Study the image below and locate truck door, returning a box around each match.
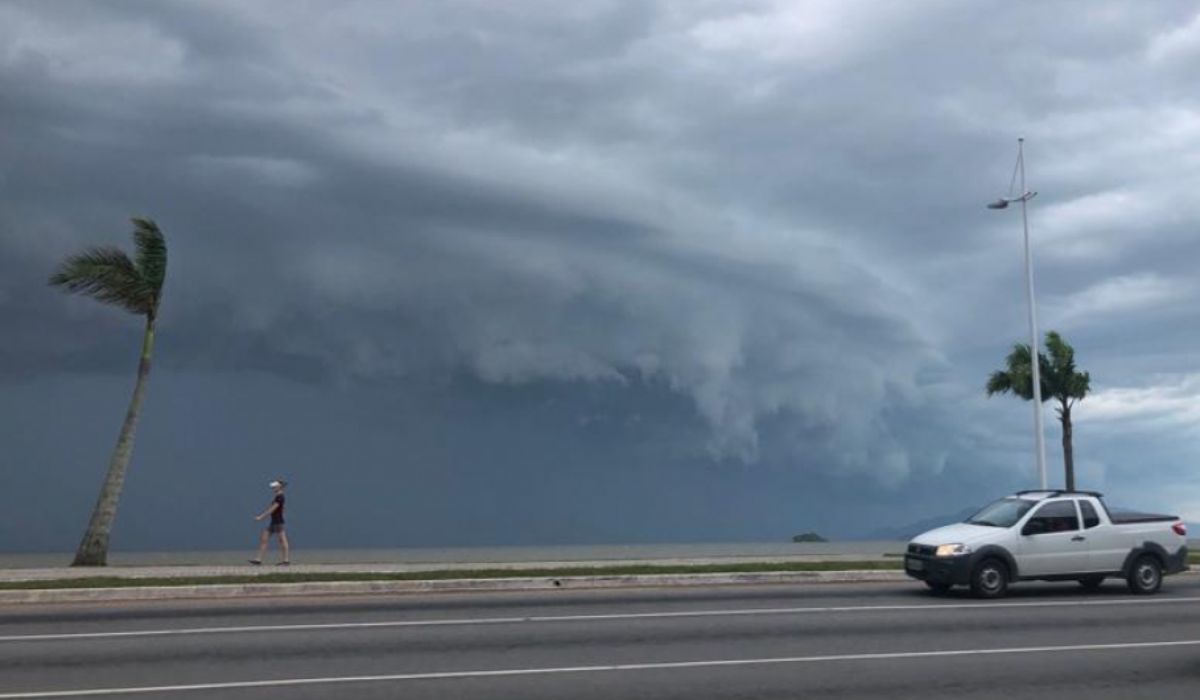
[1015,499,1089,576]
[1080,499,1125,572]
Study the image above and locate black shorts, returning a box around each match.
[267,522,285,534]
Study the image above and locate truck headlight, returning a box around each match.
[935,543,971,557]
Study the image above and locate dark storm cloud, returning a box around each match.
[3,0,1200,550]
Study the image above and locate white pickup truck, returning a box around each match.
[904,490,1189,598]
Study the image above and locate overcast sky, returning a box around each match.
[2,0,1199,552]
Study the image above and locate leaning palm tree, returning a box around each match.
[50,218,167,566]
[986,331,1091,491]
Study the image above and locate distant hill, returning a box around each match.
[791,532,828,543]
[866,506,979,541]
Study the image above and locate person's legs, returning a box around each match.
[251,529,269,563]
[278,530,290,564]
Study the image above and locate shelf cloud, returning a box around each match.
[3,1,1200,548]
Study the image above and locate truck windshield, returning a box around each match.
[966,498,1035,528]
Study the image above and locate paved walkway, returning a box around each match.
[0,553,896,583]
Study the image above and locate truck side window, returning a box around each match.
[1025,500,1079,534]
[1079,500,1100,529]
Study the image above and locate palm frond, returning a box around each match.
[1069,370,1091,400]
[131,218,167,297]
[1006,342,1033,366]
[1044,331,1073,368]
[1042,330,1089,402]
[986,370,1014,396]
[49,247,152,315]
[986,343,1040,400]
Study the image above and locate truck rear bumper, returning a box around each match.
[1166,545,1189,575]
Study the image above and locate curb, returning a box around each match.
[0,570,907,605]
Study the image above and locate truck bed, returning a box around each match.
[1107,509,1177,524]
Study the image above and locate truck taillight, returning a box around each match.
[1172,522,1187,537]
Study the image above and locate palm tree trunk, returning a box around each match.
[72,316,156,566]
[1060,403,1075,492]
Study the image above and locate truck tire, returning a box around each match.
[970,559,1008,599]
[1077,575,1106,591]
[924,581,951,594]
[1126,555,1162,595]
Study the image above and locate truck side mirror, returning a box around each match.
[1022,519,1046,536]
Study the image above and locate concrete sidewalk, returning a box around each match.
[0,553,897,583]
[0,553,909,605]
[2,558,1194,605]
[0,570,909,605]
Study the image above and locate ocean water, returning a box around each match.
[0,541,907,569]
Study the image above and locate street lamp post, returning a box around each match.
[987,137,1049,490]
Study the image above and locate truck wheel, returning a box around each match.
[1126,555,1162,595]
[1077,575,1105,591]
[924,581,951,594]
[970,559,1008,599]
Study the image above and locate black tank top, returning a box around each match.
[271,494,285,524]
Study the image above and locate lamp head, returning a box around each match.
[986,199,1010,210]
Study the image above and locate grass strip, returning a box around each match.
[0,561,905,590]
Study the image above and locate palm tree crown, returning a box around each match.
[986,330,1091,490]
[986,331,1090,409]
[50,218,166,318]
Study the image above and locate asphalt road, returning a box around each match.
[3,576,1200,699]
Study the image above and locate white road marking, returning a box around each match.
[3,638,1200,698]
[2,595,1199,643]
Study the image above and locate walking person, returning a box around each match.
[250,479,290,565]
